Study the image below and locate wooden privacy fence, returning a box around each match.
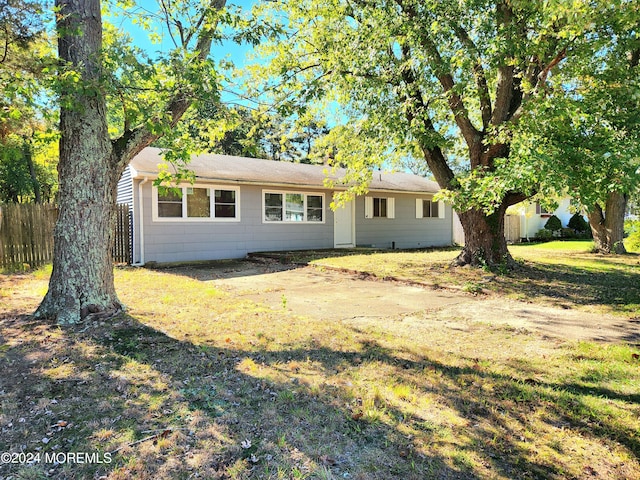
[113,204,132,264]
[0,203,132,270]
[0,203,56,270]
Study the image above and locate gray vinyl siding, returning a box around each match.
[116,166,133,207]
[137,181,334,263]
[125,179,454,264]
[355,193,453,249]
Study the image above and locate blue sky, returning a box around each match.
[109,0,257,68]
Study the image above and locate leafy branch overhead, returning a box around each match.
[249,0,628,265]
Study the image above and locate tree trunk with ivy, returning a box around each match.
[587,191,628,254]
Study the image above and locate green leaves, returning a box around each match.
[247,0,624,211]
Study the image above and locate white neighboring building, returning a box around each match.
[507,198,576,241]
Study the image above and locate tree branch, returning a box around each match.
[450,22,492,130]
[398,45,455,188]
[112,0,226,171]
[536,47,566,91]
[490,1,515,125]
[511,45,567,123]
[394,0,481,159]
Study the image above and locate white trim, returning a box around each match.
[261,189,326,224]
[151,184,241,222]
[387,197,395,219]
[132,177,148,266]
[438,200,445,219]
[415,198,423,219]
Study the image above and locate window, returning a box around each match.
[307,195,323,222]
[264,192,283,221]
[153,185,240,221]
[263,191,325,223]
[535,202,552,216]
[157,188,183,218]
[365,197,395,219]
[187,187,210,218]
[416,198,445,219]
[215,189,236,218]
[286,193,304,221]
[374,198,387,218]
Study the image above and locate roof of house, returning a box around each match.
[129,147,440,194]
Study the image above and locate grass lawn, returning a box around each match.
[1,243,639,479]
[309,240,640,316]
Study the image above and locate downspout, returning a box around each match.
[131,177,148,266]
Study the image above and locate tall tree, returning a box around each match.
[251,0,628,266]
[34,0,228,324]
[0,0,56,204]
[511,5,640,254]
[165,100,330,162]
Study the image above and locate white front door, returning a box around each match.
[334,199,355,248]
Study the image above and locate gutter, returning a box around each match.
[131,177,148,266]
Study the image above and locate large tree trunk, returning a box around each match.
[34,0,224,324]
[587,191,628,254]
[454,204,513,268]
[34,0,122,324]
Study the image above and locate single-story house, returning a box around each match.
[116,147,454,265]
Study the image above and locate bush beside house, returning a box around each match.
[534,213,592,241]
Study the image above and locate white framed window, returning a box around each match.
[262,190,325,223]
[152,185,240,222]
[535,202,552,217]
[416,198,445,219]
[365,197,395,219]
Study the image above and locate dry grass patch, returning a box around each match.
[1,259,639,479]
[308,241,640,315]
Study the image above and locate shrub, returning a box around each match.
[627,230,640,252]
[625,219,640,236]
[544,215,562,232]
[560,227,575,238]
[568,213,590,233]
[534,228,553,241]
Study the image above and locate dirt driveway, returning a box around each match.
[175,260,640,344]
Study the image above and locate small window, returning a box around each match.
[365,197,395,219]
[265,193,283,221]
[416,198,445,219]
[307,195,323,222]
[215,189,236,218]
[158,188,183,218]
[424,200,438,218]
[536,202,552,216]
[374,198,387,218]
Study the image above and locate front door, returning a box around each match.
[334,199,355,248]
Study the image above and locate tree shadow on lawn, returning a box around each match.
[501,259,640,313]
[0,311,467,479]
[2,310,639,479]
[144,258,300,282]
